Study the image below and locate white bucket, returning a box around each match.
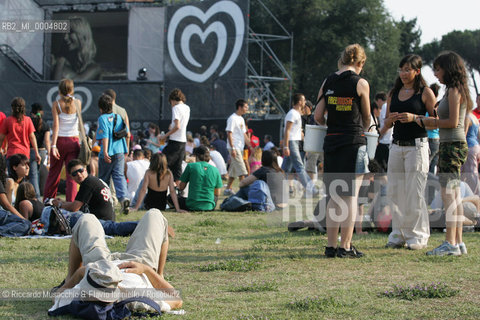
[364,131,379,160]
[304,124,327,153]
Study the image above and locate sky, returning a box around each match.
[383,0,479,98]
[383,0,478,45]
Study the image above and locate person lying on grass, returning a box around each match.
[50,209,182,313]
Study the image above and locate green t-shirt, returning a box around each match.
[180,161,223,211]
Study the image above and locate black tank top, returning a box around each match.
[323,70,366,152]
[391,88,427,141]
[144,187,167,210]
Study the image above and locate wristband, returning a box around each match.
[52,145,56,148]
[419,118,425,128]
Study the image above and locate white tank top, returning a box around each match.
[57,98,79,137]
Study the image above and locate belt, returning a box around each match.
[392,137,427,146]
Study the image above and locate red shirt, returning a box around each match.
[0,112,6,150]
[0,116,35,158]
[473,108,480,121]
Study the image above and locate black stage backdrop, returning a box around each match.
[163,0,248,120]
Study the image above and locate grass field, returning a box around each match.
[1,198,480,319]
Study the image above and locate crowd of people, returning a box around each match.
[0,43,478,314]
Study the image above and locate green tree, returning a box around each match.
[421,30,480,94]
[395,17,421,56]
[249,0,406,107]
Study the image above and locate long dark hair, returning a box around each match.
[31,103,44,132]
[434,51,473,113]
[11,97,25,123]
[149,153,169,186]
[14,182,36,211]
[8,154,29,182]
[390,54,427,98]
[0,155,6,187]
[261,150,283,173]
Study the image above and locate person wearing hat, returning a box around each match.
[49,208,182,312]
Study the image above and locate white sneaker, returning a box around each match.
[458,242,467,255]
[426,241,461,256]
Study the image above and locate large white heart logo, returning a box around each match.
[47,86,92,113]
[167,0,245,83]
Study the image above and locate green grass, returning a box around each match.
[2,199,480,319]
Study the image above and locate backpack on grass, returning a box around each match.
[46,206,72,236]
[48,296,162,320]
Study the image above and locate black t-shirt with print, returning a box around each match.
[76,175,114,220]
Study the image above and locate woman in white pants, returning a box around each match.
[383,54,436,250]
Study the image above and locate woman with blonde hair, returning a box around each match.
[417,51,473,255]
[43,79,81,202]
[52,16,101,80]
[314,44,371,258]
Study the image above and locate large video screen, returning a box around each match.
[50,11,128,81]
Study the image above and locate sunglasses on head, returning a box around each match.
[71,167,85,177]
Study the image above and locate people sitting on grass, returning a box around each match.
[131,153,184,213]
[238,149,286,209]
[49,209,182,315]
[168,145,222,211]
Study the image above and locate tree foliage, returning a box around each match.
[249,0,417,107]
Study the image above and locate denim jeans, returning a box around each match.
[281,140,311,188]
[29,148,47,198]
[131,178,145,209]
[40,208,137,237]
[0,209,31,237]
[99,153,129,201]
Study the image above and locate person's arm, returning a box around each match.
[132,172,150,211]
[53,198,84,212]
[380,95,398,136]
[314,79,327,125]
[464,114,471,136]
[239,174,257,188]
[283,121,292,157]
[178,181,187,191]
[419,88,459,129]
[226,131,236,158]
[0,193,25,219]
[162,119,180,140]
[118,261,183,309]
[148,134,163,147]
[0,133,5,154]
[29,131,41,164]
[168,173,186,213]
[51,101,61,160]
[5,179,14,205]
[102,137,111,163]
[124,113,131,150]
[55,266,86,295]
[357,78,371,130]
[44,129,51,166]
